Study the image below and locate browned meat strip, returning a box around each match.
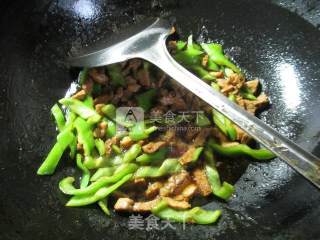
[71,89,86,100]
[137,68,151,87]
[111,87,123,105]
[159,92,175,106]
[193,128,211,146]
[114,197,190,212]
[95,103,104,115]
[245,79,259,94]
[159,171,191,196]
[120,136,134,149]
[179,147,196,165]
[142,141,166,154]
[211,71,224,78]
[105,136,119,156]
[173,183,198,202]
[93,121,107,138]
[235,125,251,144]
[192,166,212,197]
[243,93,269,114]
[94,93,113,105]
[145,181,163,199]
[114,198,134,211]
[162,197,191,210]
[184,128,200,142]
[217,73,245,95]
[132,198,159,212]
[89,68,108,85]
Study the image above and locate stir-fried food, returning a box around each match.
[37,34,275,225]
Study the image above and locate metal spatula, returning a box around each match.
[69,18,320,189]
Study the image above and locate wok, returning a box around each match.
[1,0,320,239]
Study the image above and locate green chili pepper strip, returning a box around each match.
[191,147,204,163]
[79,67,89,85]
[83,96,94,109]
[136,89,157,111]
[211,82,220,91]
[103,118,116,138]
[129,121,158,141]
[136,147,169,165]
[37,130,75,175]
[122,144,141,163]
[107,64,125,87]
[51,104,65,132]
[74,117,95,156]
[204,149,234,200]
[59,98,100,120]
[212,109,237,141]
[59,163,138,196]
[228,94,237,102]
[134,158,182,178]
[240,87,257,100]
[65,111,77,159]
[208,139,276,160]
[66,173,132,207]
[95,138,105,156]
[196,112,211,127]
[76,154,90,189]
[174,37,203,66]
[151,200,222,224]
[191,65,215,81]
[207,59,220,71]
[176,40,186,50]
[111,144,122,155]
[90,166,117,182]
[98,198,110,216]
[101,104,116,120]
[92,82,102,96]
[201,43,240,73]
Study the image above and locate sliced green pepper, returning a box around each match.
[129,121,157,141]
[204,148,234,200]
[212,109,237,141]
[122,144,141,163]
[201,43,240,73]
[59,98,100,120]
[151,200,221,224]
[95,138,105,156]
[136,89,157,111]
[76,154,90,189]
[98,198,110,216]
[196,112,211,127]
[51,104,65,132]
[83,95,94,109]
[90,166,117,182]
[74,117,95,156]
[174,35,203,66]
[66,173,132,207]
[208,139,276,160]
[136,147,169,165]
[134,158,182,178]
[79,67,89,85]
[59,163,138,196]
[107,64,125,87]
[105,118,116,138]
[37,130,75,175]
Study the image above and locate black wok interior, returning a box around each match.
[1,0,320,239]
